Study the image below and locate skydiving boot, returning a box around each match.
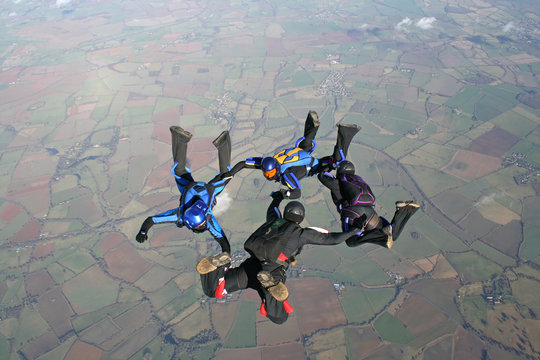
[257,271,289,302]
[196,252,231,275]
[212,130,232,175]
[332,123,361,163]
[298,110,320,152]
[396,200,420,209]
[170,126,193,177]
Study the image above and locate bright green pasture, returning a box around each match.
[223,300,257,348]
[373,311,414,344]
[446,251,502,283]
[341,287,395,324]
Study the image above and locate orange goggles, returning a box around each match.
[264,168,277,179]
[193,220,207,231]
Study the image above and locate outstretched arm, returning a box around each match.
[136,208,182,243]
[229,157,263,176]
[299,227,359,246]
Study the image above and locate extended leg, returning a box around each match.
[170,126,193,177]
[332,123,361,163]
[213,130,232,174]
[390,202,420,241]
[298,110,320,152]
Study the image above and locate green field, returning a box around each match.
[403,164,466,197]
[301,246,342,273]
[471,241,516,267]
[373,311,414,344]
[414,214,468,252]
[341,287,395,324]
[334,255,390,286]
[459,295,488,333]
[446,251,503,283]
[63,266,119,314]
[223,301,257,348]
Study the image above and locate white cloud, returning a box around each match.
[416,17,436,30]
[213,190,233,216]
[360,23,369,29]
[502,21,515,33]
[395,17,412,30]
[56,0,71,7]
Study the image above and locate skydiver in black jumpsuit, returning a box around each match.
[318,160,420,248]
[196,193,359,325]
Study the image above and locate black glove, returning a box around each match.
[271,191,284,200]
[136,231,148,243]
[280,189,291,199]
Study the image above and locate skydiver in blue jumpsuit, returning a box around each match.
[227,110,361,199]
[136,126,233,253]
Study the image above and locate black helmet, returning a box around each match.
[337,160,355,175]
[283,201,305,223]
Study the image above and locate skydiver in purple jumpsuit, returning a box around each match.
[318,160,420,248]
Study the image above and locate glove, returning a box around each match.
[136,231,148,243]
[271,191,284,200]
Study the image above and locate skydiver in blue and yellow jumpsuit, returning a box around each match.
[227,110,361,199]
[136,126,233,253]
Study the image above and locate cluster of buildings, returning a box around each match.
[502,152,540,184]
[317,71,350,97]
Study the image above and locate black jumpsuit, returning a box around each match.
[199,196,357,325]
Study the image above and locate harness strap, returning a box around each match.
[365,212,380,231]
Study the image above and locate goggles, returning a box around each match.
[264,168,277,179]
